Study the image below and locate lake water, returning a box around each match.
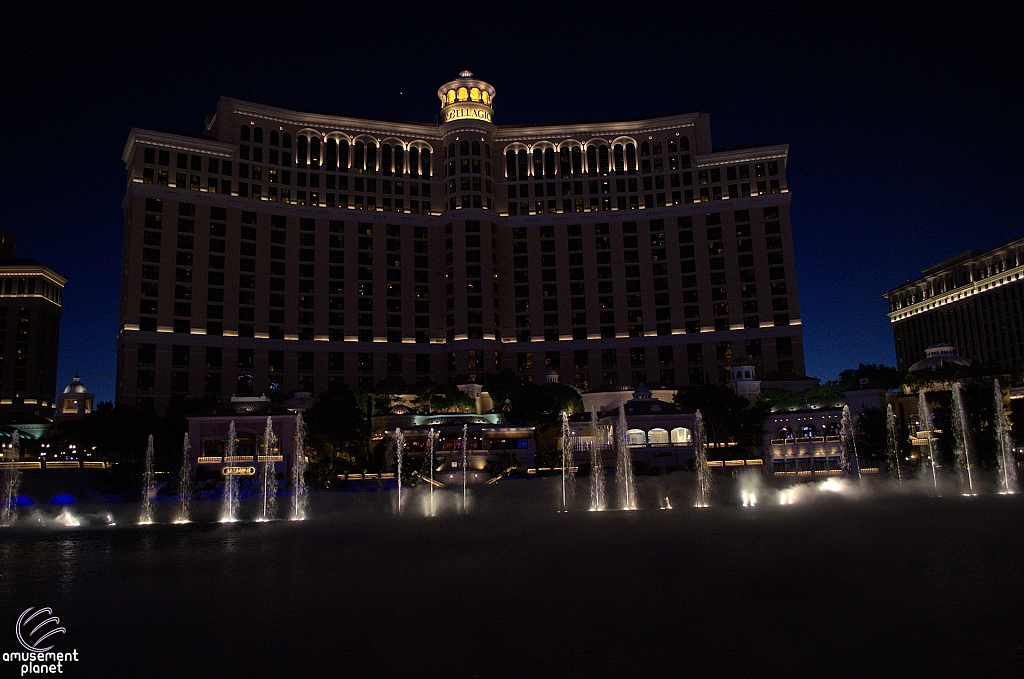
[2,474,1023,678]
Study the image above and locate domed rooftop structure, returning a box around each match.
[63,375,89,394]
[909,343,972,372]
[281,391,316,413]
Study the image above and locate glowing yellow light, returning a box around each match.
[457,87,468,101]
[470,87,480,101]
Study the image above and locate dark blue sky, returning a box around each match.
[2,3,1019,404]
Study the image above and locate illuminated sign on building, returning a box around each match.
[443,105,492,123]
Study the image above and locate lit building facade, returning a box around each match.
[885,236,1024,373]
[117,73,805,411]
[0,228,66,416]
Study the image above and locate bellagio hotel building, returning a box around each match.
[117,72,805,411]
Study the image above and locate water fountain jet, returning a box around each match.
[885,404,902,485]
[139,435,155,524]
[589,405,605,511]
[1,429,22,525]
[176,433,192,523]
[918,390,940,494]
[220,421,239,522]
[840,406,861,480]
[951,382,974,494]
[694,410,712,508]
[616,404,636,510]
[994,379,1018,494]
[291,413,309,520]
[260,417,278,521]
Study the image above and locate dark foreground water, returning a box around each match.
[2,475,1023,678]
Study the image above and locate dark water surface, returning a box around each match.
[2,477,1023,678]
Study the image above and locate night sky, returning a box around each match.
[2,3,1019,404]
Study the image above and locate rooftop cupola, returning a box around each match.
[437,71,496,124]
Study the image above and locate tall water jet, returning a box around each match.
[260,417,278,521]
[840,406,861,480]
[694,410,712,507]
[885,404,902,484]
[994,379,1018,494]
[139,435,155,524]
[221,421,239,522]
[177,433,192,523]
[1,429,21,525]
[951,382,974,493]
[394,428,405,515]
[291,413,309,520]
[427,428,436,517]
[461,423,469,513]
[560,411,576,511]
[589,405,605,511]
[918,390,940,493]
[615,404,636,510]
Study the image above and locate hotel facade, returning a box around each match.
[117,73,804,411]
[885,236,1024,373]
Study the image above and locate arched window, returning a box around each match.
[457,86,468,101]
[470,87,480,102]
[460,140,470,156]
[408,147,419,177]
[471,141,480,156]
[309,137,321,167]
[613,144,624,173]
[282,133,292,148]
[586,146,597,175]
[366,143,377,173]
[382,144,393,176]
[420,149,430,176]
[270,130,279,146]
[640,141,650,156]
[517,149,529,179]
[798,424,817,438]
[544,148,556,178]
[448,142,455,158]
[394,147,404,175]
[559,148,570,178]
[353,141,364,173]
[533,149,543,177]
[680,136,690,152]
[823,423,841,437]
[296,136,309,168]
[240,125,250,142]
[325,139,337,170]
[627,429,647,446]
[484,144,490,159]
[253,127,264,144]
[670,427,692,444]
[625,143,637,172]
[648,428,669,444]
[338,139,349,170]
[571,147,582,175]
[776,426,793,439]
[506,149,517,180]
[598,145,609,174]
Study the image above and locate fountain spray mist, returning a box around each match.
[427,428,436,517]
[994,379,1018,494]
[139,435,155,524]
[918,390,939,493]
[840,406,861,480]
[292,413,309,520]
[177,433,192,522]
[1,429,21,525]
[616,404,636,510]
[461,423,468,513]
[951,382,974,493]
[221,421,239,522]
[589,405,605,511]
[694,410,712,507]
[394,428,405,515]
[560,411,576,511]
[260,417,278,521]
[885,404,902,485]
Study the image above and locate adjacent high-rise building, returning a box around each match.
[0,227,66,415]
[117,72,805,411]
[885,236,1024,372]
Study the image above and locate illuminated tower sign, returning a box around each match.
[438,71,496,124]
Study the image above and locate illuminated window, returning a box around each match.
[457,87,468,101]
[482,91,490,104]
[447,90,455,104]
[627,429,647,446]
[470,87,480,101]
[670,427,691,444]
